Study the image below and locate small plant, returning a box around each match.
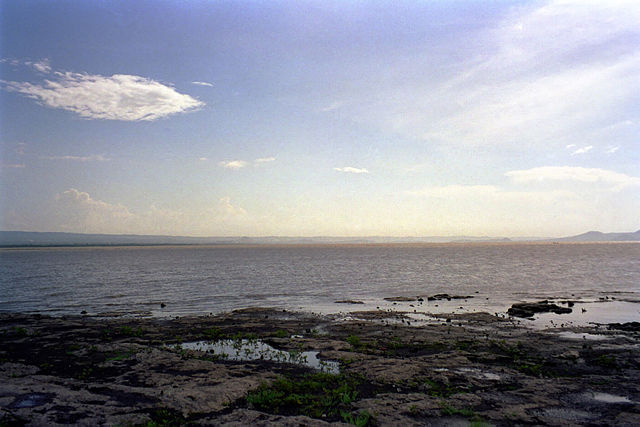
[341,409,373,426]
[347,334,367,351]
[274,329,289,338]
[203,327,225,340]
[440,402,475,417]
[106,349,136,361]
[147,407,187,426]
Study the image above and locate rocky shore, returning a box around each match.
[1,308,639,426]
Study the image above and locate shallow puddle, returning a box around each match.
[180,339,340,374]
[455,367,502,381]
[11,393,54,409]
[553,331,613,341]
[588,392,632,404]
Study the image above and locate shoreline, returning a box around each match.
[1,308,639,425]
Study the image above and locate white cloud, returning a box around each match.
[198,157,209,161]
[192,81,214,87]
[605,146,620,154]
[0,163,25,169]
[3,72,204,121]
[571,145,593,155]
[44,154,109,162]
[219,160,247,169]
[29,59,51,74]
[565,144,576,149]
[505,166,640,190]
[255,156,276,163]
[334,166,369,174]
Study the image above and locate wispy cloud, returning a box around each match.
[505,166,640,190]
[338,1,640,151]
[0,163,25,169]
[192,81,214,87]
[2,72,204,121]
[219,160,247,169]
[320,101,344,112]
[571,145,593,155]
[605,146,620,154]
[27,59,51,74]
[198,157,209,161]
[255,157,276,163]
[43,154,109,162]
[1,58,51,73]
[334,166,369,174]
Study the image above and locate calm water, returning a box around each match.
[1,243,639,319]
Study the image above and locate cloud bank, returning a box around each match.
[3,72,203,121]
[505,166,640,190]
[54,189,247,235]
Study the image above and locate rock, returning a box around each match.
[335,300,364,304]
[507,300,572,318]
[384,296,417,302]
[427,294,473,301]
[608,321,640,332]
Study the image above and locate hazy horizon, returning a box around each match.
[2,1,639,237]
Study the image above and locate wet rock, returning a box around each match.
[507,300,572,318]
[608,321,640,332]
[384,296,417,302]
[427,294,473,301]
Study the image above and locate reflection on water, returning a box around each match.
[180,339,340,374]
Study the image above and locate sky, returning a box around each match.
[0,0,638,237]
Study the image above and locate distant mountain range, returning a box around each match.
[553,230,640,242]
[0,230,638,246]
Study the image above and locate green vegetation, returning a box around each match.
[440,402,486,424]
[424,379,469,397]
[246,372,374,425]
[274,329,289,338]
[106,349,137,361]
[202,327,225,340]
[143,407,188,426]
[119,326,144,337]
[346,334,368,352]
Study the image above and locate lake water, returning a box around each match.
[1,243,639,324]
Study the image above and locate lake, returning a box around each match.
[1,243,639,323]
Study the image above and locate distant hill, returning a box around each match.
[0,231,517,246]
[557,230,640,242]
[0,230,637,247]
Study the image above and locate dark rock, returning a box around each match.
[335,300,365,304]
[507,300,573,318]
[160,303,166,308]
[427,293,473,301]
[384,296,417,302]
[608,321,640,332]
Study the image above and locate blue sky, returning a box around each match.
[1,0,638,237]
